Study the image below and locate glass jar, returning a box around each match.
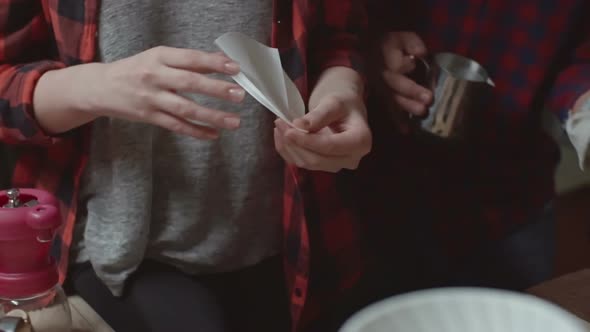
[0,285,71,332]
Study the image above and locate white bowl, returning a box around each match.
[340,287,588,332]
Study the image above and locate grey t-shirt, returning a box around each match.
[73,0,283,296]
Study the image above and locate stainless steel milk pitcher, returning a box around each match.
[412,52,495,138]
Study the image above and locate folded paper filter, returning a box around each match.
[566,98,590,170]
[215,32,308,132]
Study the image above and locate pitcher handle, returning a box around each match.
[409,54,431,76]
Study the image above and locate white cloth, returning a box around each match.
[565,97,590,170]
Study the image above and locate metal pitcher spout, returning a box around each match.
[410,52,496,138]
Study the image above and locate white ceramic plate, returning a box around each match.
[340,287,588,332]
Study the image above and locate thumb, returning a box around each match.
[294,97,344,133]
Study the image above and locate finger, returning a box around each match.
[394,94,429,116]
[274,128,295,165]
[274,127,306,166]
[145,110,220,139]
[397,31,427,56]
[382,71,433,104]
[275,119,317,165]
[276,120,356,171]
[152,91,241,130]
[382,50,415,75]
[284,145,308,168]
[157,67,246,103]
[382,32,427,72]
[154,47,241,75]
[286,144,357,172]
[284,122,372,157]
[276,118,312,138]
[293,97,346,132]
[398,55,417,74]
[277,118,333,138]
[381,46,406,73]
[382,32,405,53]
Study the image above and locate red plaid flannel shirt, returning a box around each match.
[0,1,367,330]
[361,0,590,259]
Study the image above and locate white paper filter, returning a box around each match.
[214,32,307,132]
[340,288,588,332]
[565,99,590,170]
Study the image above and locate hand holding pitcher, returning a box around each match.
[381,31,495,138]
[381,31,434,116]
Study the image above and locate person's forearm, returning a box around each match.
[309,66,365,112]
[33,63,103,135]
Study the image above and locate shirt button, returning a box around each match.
[277,20,281,24]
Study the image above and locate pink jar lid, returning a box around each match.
[0,188,61,299]
[0,189,61,241]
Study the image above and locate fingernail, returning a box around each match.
[229,88,245,101]
[223,117,241,129]
[224,62,240,74]
[420,92,430,103]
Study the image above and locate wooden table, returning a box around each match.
[5,296,113,332]
[528,269,590,331]
[69,296,113,332]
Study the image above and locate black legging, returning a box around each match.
[65,256,291,332]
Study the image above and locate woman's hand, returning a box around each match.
[274,67,371,173]
[381,31,432,116]
[34,46,246,139]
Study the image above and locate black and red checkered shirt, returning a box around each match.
[362,0,590,259]
[0,1,367,330]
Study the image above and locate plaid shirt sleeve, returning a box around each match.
[308,0,367,78]
[547,14,590,122]
[0,1,66,145]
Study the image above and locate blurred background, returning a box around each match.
[544,112,590,277]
